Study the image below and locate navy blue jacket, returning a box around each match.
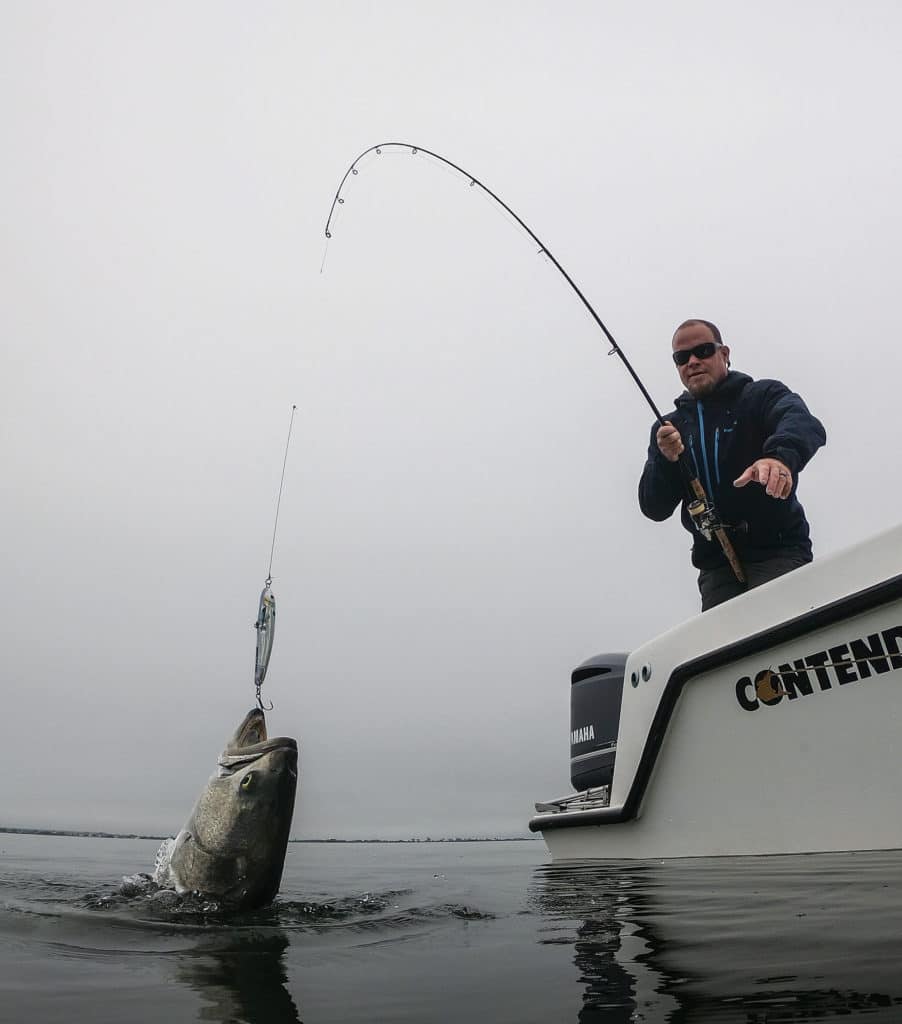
[638,371,826,570]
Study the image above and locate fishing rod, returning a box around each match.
[253,403,298,710]
[325,143,745,584]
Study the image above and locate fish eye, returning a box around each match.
[241,772,255,790]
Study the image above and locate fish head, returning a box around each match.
[170,708,298,908]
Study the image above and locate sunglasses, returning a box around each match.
[672,342,723,366]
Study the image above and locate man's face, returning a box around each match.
[672,322,730,397]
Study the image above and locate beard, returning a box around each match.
[684,372,722,397]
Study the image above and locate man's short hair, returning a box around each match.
[674,319,723,346]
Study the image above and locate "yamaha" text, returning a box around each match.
[571,725,596,744]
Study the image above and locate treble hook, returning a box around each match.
[256,684,274,712]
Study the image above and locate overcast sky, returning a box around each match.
[3,1,901,840]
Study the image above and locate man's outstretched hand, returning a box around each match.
[734,459,793,499]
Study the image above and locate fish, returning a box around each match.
[153,708,298,909]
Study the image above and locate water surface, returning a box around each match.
[3,833,902,1022]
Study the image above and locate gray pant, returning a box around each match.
[697,551,811,612]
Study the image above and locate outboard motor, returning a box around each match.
[570,653,628,792]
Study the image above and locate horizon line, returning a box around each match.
[0,825,538,843]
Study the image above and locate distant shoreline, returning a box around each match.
[0,826,539,843]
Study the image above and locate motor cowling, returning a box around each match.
[570,652,628,792]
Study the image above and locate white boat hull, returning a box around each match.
[532,525,902,859]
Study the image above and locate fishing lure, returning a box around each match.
[254,580,276,699]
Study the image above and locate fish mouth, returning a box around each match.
[217,708,298,776]
[229,708,270,747]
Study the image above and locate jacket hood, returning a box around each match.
[674,370,753,408]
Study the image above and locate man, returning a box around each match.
[639,319,826,610]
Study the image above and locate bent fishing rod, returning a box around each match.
[325,143,745,584]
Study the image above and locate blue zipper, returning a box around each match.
[714,427,721,487]
[697,401,715,497]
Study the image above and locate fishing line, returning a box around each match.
[253,403,298,711]
[267,403,298,582]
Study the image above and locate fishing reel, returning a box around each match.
[686,497,724,542]
[687,498,747,542]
